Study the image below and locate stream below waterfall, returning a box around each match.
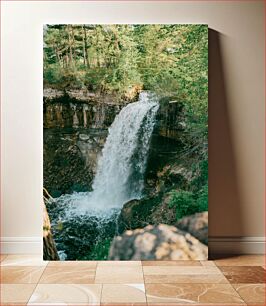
[47,92,159,260]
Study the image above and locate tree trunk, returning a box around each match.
[43,202,59,260]
[54,45,61,67]
[67,25,74,69]
[82,25,89,68]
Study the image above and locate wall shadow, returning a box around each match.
[208,29,244,259]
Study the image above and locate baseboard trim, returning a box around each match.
[0,236,265,255]
[0,237,42,254]
[209,236,265,255]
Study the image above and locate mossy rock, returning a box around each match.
[117,196,161,234]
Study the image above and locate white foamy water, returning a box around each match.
[55,91,159,217]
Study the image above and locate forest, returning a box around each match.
[43,24,208,260]
[44,25,207,103]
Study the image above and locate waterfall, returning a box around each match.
[54,91,159,217]
[90,91,159,210]
[49,91,159,260]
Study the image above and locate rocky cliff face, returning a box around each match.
[44,89,184,134]
[155,96,185,139]
[44,128,109,197]
[44,89,123,129]
[43,89,185,198]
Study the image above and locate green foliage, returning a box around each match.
[87,238,112,260]
[169,155,208,220]
[43,64,63,84]
[196,184,208,212]
[168,160,208,220]
[193,160,208,212]
[43,24,208,105]
[168,190,197,219]
[191,160,208,191]
[84,68,109,91]
[169,187,208,220]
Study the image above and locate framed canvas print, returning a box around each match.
[43,24,208,261]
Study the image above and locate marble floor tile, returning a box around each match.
[145,283,245,304]
[147,302,246,306]
[142,261,201,266]
[98,260,142,266]
[95,265,144,283]
[101,304,147,306]
[200,260,216,266]
[28,284,102,305]
[144,274,229,284]
[1,284,36,304]
[1,304,27,306]
[101,284,146,304]
[1,255,48,267]
[143,265,228,284]
[48,260,97,267]
[233,284,266,303]
[219,266,265,283]
[143,266,221,275]
[1,266,45,284]
[39,266,96,284]
[214,255,265,267]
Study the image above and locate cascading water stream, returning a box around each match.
[89,91,159,211]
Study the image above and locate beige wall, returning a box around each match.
[1,1,265,252]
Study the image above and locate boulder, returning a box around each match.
[176,211,208,245]
[109,224,207,260]
[117,197,161,233]
[117,199,142,232]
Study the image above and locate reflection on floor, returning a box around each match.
[0,254,265,305]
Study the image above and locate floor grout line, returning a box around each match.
[99,283,104,305]
[26,263,48,305]
[229,282,266,305]
[216,281,247,305]
[140,259,148,306]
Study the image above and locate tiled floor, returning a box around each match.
[0,255,265,305]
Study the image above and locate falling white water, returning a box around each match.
[55,91,159,217]
[90,91,159,209]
